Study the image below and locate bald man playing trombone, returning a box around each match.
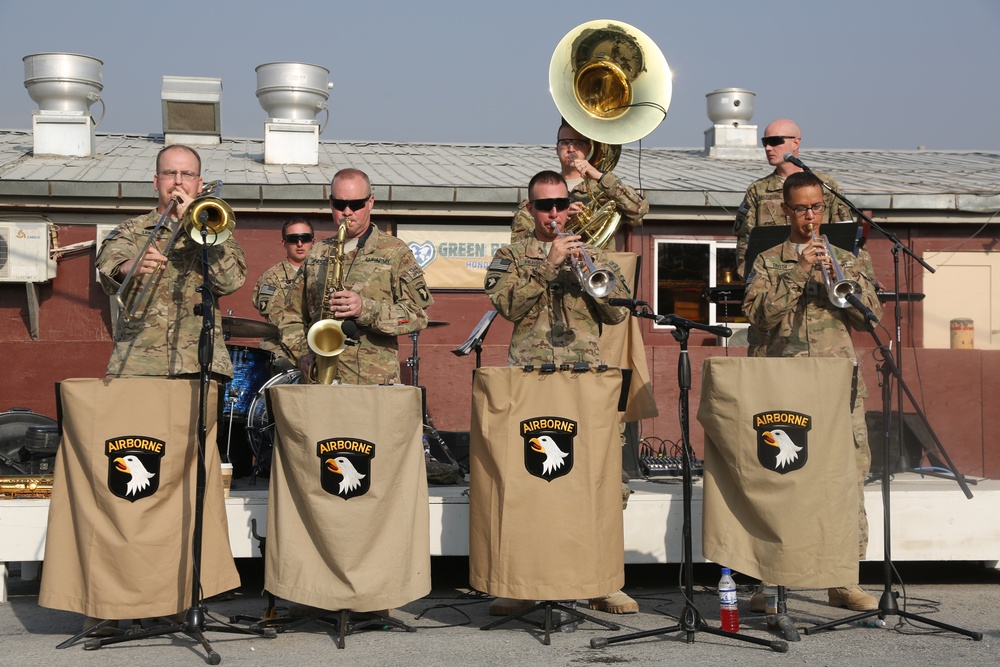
[96,144,246,379]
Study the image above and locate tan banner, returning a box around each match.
[264,384,430,612]
[39,378,239,620]
[468,367,624,600]
[698,357,858,588]
[599,252,658,421]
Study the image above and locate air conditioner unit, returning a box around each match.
[0,221,56,282]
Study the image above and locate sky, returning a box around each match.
[1,0,998,151]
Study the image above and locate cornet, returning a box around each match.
[113,181,235,322]
[552,221,617,299]
[807,223,861,309]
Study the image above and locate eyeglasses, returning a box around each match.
[284,233,314,244]
[556,138,591,150]
[329,195,371,212]
[761,135,797,147]
[530,197,571,212]
[789,202,826,217]
[157,169,200,182]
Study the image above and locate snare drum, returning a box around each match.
[223,346,274,418]
[245,369,301,476]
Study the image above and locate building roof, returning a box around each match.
[1,130,998,215]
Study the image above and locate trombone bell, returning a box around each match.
[186,197,235,245]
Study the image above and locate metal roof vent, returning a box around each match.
[161,76,222,146]
[256,62,332,165]
[703,88,763,160]
[23,53,104,157]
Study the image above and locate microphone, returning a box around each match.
[341,319,360,344]
[608,298,647,308]
[783,152,811,171]
[845,293,878,324]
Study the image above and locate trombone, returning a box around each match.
[552,221,617,298]
[113,181,235,323]
[808,223,861,309]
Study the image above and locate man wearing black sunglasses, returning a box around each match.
[485,170,638,616]
[269,168,433,384]
[252,216,315,366]
[734,119,854,358]
[510,119,648,243]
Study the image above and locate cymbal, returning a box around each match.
[427,320,449,328]
[222,316,278,338]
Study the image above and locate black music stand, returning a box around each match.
[452,309,499,369]
[407,326,464,473]
[590,307,786,653]
[63,211,275,663]
[744,222,859,277]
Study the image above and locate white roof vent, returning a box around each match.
[256,62,332,165]
[703,88,763,160]
[161,76,223,146]
[23,52,104,157]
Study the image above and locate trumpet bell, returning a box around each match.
[549,20,672,146]
[586,269,616,299]
[185,196,235,245]
[829,279,862,309]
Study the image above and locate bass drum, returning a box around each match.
[245,369,301,477]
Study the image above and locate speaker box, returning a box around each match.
[865,411,934,474]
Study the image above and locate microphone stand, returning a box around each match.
[591,307,786,653]
[804,300,981,640]
[78,223,276,662]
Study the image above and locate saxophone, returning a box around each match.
[306,220,349,384]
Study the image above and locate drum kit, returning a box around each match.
[220,316,299,479]
[220,316,455,480]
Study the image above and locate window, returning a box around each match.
[653,239,746,329]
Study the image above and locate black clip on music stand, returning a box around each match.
[63,202,276,663]
[590,306,787,653]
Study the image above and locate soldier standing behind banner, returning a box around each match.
[743,171,882,612]
[485,169,638,615]
[510,119,648,243]
[734,119,854,357]
[269,168,433,384]
[97,144,246,379]
[251,216,315,368]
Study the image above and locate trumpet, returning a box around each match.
[807,223,861,309]
[113,180,235,322]
[552,222,617,299]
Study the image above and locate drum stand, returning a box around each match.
[591,309,786,653]
[62,237,275,663]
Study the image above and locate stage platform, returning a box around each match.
[2,472,998,601]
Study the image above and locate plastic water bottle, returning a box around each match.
[718,567,739,633]
[763,585,779,617]
[559,601,579,633]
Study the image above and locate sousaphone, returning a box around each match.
[549,20,671,247]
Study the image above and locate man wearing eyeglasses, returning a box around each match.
[251,217,315,365]
[485,170,638,616]
[270,168,433,384]
[97,144,247,379]
[510,120,648,243]
[743,171,881,613]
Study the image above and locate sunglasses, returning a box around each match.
[329,195,371,212]
[761,135,797,147]
[530,197,571,212]
[284,233,314,244]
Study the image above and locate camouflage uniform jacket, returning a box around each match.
[734,170,852,279]
[742,239,882,397]
[270,224,433,385]
[510,170,649,243]
[485,237,630,366]
[251,258,301,361]
[96,209,247,379]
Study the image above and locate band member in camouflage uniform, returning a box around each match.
[743,171,882,612]
[97,144,247,379]
[510,119,648,243]
[269,168,433,385]
[251,216,314,367]
[485,170,638,616]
